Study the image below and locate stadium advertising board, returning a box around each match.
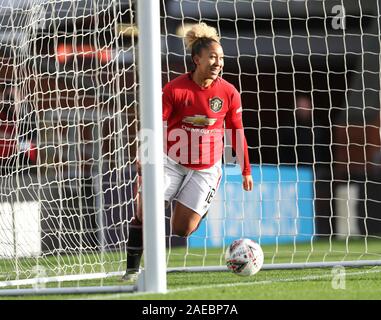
[190,165,314,247]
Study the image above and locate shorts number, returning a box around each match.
[205,187,216,204]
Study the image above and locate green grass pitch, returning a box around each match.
[1,239,381,300]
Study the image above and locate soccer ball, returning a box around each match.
[225,238,264,276]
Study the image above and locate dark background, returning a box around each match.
[0,0,380,252]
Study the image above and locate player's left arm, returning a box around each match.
[225,89,253,191]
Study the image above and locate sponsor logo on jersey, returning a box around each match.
[209,97,223,112]
[182,115,217,127]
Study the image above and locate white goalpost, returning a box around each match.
[1,0,381,296]
[136,0,166,294]
[0,0,166,295]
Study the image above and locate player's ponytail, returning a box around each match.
[185,23,220,63]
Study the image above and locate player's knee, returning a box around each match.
[172,225,193,237]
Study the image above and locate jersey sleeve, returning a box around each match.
[162,82,173,121]
[225,87,251,176]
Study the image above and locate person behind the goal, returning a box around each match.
[123,22,253,281]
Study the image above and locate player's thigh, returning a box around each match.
[172,166,222,236]
[164,159,186,202]
[176,166,221,216]
[136,160,183,222]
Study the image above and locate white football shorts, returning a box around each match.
[164,154,222,217]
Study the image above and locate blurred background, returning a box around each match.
[0,0,380,255]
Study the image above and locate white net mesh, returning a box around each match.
[1,0,381,292]
[0,0,139,285]
[163,0,381,269]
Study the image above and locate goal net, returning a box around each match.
[163,0,381,271]
[1,0,381,295]
[0,0,140,293]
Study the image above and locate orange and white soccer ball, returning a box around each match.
[225,238,264,276]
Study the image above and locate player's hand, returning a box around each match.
[242,175,253,191]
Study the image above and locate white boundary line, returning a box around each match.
[4,259,381,289]
[81,267,381,300]
[0,271,124,288]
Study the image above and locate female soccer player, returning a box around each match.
[123,23,253,281]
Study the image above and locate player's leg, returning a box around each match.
[123,175,143,281]
[123,156,186,280]
[172,164,222,236]
[171,201,202,236]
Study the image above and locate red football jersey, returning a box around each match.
[162,72,251,176]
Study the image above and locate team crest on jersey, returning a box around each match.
[209,97,223,112]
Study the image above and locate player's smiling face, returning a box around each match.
[194,42,224,81]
